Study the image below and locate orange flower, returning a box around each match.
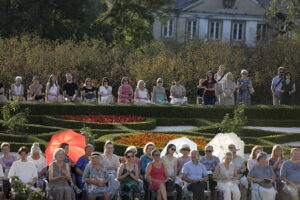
[115,132,208,150]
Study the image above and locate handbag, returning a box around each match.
[166,179,175,192]
[258,179,273,188]
[249,87,255,95]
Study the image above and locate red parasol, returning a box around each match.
[45,129,86,165]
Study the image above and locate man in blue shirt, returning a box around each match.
[182,150,208,200]
[271,66,285,105]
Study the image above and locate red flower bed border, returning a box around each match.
[57,115,146,123]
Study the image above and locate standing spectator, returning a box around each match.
[140,142,155,199]
[83,152,110,200]
[8,146,38,186]
[99,77,113,103]
[200,145,220,196]
[0,82,7,102]
[280,148,300,200]
[75,144,94,191]
[236,69,254,105]
[28,76,43,102]
[117,150,141,200]
[247,146,263,171]
[0,143,16,199]
[248,152,276,200]
[81,78,97,103]
[63,73,80,102]
[202,71,217,105]
[279,72,296,105]
[10,76,25,101]
[182,150,208,200]
[269,145,287,193]
[27,143,47,188]
[146,149,168,200]
[118,76,133,103]
[271,66,285,105]
[196,79,205,105]
[215,65,226,105]
[46,74,63,102]
[102,141,120,198]
[134,80,151,104]
[152,78,169,104]
[213,152,241,200]
[170,77,187,104]
[222,72,236,106]
[48,148,74,200]
[177,144,191,200]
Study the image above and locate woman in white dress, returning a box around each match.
[99,77,113,103]
[222,72,236,106]
[134,80,151,104]
[46,74,63,102]
[214,65,226,105]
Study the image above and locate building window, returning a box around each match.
[231,21,245,41]
[257,24,267,41]
[163,19,174,38]
[186,20,197,39]
[209,21,222,40]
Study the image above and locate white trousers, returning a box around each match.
[251,183,277,200]
[218,182,241,200]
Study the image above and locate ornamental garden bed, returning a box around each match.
[57,115,146,123]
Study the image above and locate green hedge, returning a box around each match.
[247,119,300,127]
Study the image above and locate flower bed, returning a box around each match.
[57,115,146,123]
[114,132,208,150]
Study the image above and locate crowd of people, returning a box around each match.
[0,141,299,200]
[0,66,296,105]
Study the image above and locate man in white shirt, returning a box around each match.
[8,146,38,187]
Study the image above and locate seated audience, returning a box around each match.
[117,150,141,200]
[46,74,63,102]
[28,76,43,102]
[8,146,38,186]
[0,82,7,102]
[152,78,168,104]
[118,76,133,103]
[200,145,220,195]
[213,152,241,200]
[0,143,17,198]
[196,79,205,105]
[201,71,217,105]
[60,143,76,169]
[162,144,177,181]
[247,146,263,171]
[248,152,276,200]
[177,144,191,199]
[81,78,97,103]
[236,69,253,105]
[134,80,151,104]
[83,152,110,200]
[280,148,300,200]
[63,73,80,102]
[124,146,140,168]
[146,149,168,200]
[10,76,25,101]
[182,150,208,200]
[222,72,236,106]
[27,143,47,188]
[99,77,113,103]
[170,77,187,104]
[101,141,120,198]
[48,148,74,200]
[140,142,155,197]
[75,144,94,190]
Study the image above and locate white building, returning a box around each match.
[152,0,270,46]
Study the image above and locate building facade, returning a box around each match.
[152,0,269,46]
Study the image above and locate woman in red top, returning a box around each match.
[201,71,217,105]
[146,149,168,200]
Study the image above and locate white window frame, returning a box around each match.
[256,23,267,41]
[163,19,174,38]
[231,21,245,42]
[208,20,222,40]
[186,19,198,39]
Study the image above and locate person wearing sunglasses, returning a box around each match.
[99,77,113,103]
[200,145,220,196]
[162,144,177,181]
[152,78,169,104]
[117,150,141,200]
[146,149,168,200]
[118,76,133,103]
[177,144,191,199]
[271,66,285,105]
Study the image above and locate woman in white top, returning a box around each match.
[222,72,236,106]
[27,143,47,188]
[10,76,25,101]
[99,77,113,103]
[46,74,63,102]
[161,144,177,181]
[213,152,241,200]
[134,80,151,104]
[214,65,226,105]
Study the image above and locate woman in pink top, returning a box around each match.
[118,76,133,103]
[146,149,168,200]
[247,145,263,171]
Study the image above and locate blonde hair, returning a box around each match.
[270,145,284,160]
[241,69,248,74]
[104,140,113,154]
[157,78,163,83]
[223,151,233,160]
[126,146,137,153]
[225,72,234,81]
[30,143,42,155]
[15,76,22,82]
[53,148,65,160]
[143,142,155,154]
[137,80,145,88]
[250,145,263,159]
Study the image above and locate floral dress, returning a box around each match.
[120,164,140,200]
[236,78,251,105]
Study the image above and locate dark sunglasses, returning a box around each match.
[126,155,134,158]
[205,150,212,153]
[170,148,176,151]
[158,81,162,83]
[153,154,160,157]
[182,148,190,151]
